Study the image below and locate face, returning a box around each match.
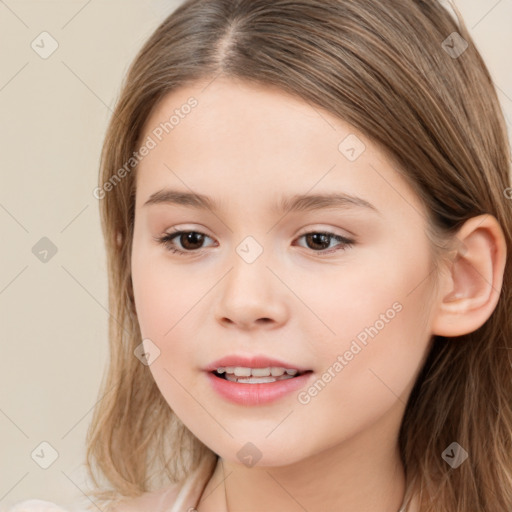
[131,77,439,467]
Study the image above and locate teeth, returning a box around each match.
[224,373,296,384]
[216,366,300,377]
[249,367,270,377]
[233,367,252,377]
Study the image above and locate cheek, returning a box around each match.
[131,251,204,413]
[298,235,432,349]
[130,247,212,410]
[296,247,434,435]
[301,303,430,451]
[131,244,204,341]
[288,296,432,458]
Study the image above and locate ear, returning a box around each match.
[431,214,507,337]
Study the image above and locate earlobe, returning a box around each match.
[431,214,507,337]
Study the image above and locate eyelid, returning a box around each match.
[295,224,356,240]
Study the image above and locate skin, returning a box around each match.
[129,77,506,512]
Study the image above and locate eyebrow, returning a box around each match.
[143,189,380,215]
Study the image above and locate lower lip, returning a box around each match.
[206,371,313,406]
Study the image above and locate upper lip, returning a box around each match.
[205,354,311,373]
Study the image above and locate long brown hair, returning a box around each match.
[86,1,512,510]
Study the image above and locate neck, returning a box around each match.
[199,402,408,512]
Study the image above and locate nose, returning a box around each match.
[214,254,289,331]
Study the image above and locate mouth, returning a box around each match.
[211,366,313,384]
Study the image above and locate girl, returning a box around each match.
[11,0,512,511]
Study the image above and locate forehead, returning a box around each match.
[134,77,426,221]
[138,76,345,167]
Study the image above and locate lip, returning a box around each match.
[204,354,311,373]
[204,354,314,406]
[206,370,314,406]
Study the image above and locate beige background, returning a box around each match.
[1,0,511,509]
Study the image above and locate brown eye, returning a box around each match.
[155,230,215,255]
[295,231,355,255]
[177,231,205,250]
[304,233,331,250]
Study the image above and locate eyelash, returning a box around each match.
[154,229,355,257]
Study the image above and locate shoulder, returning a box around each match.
[5,484,183,512]
[111,456,219,512]
[109,483,182,512]
[6,501,71,512]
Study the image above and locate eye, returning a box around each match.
[154,230,216,256]
[294,231,355,255]
[155,229,355,257]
